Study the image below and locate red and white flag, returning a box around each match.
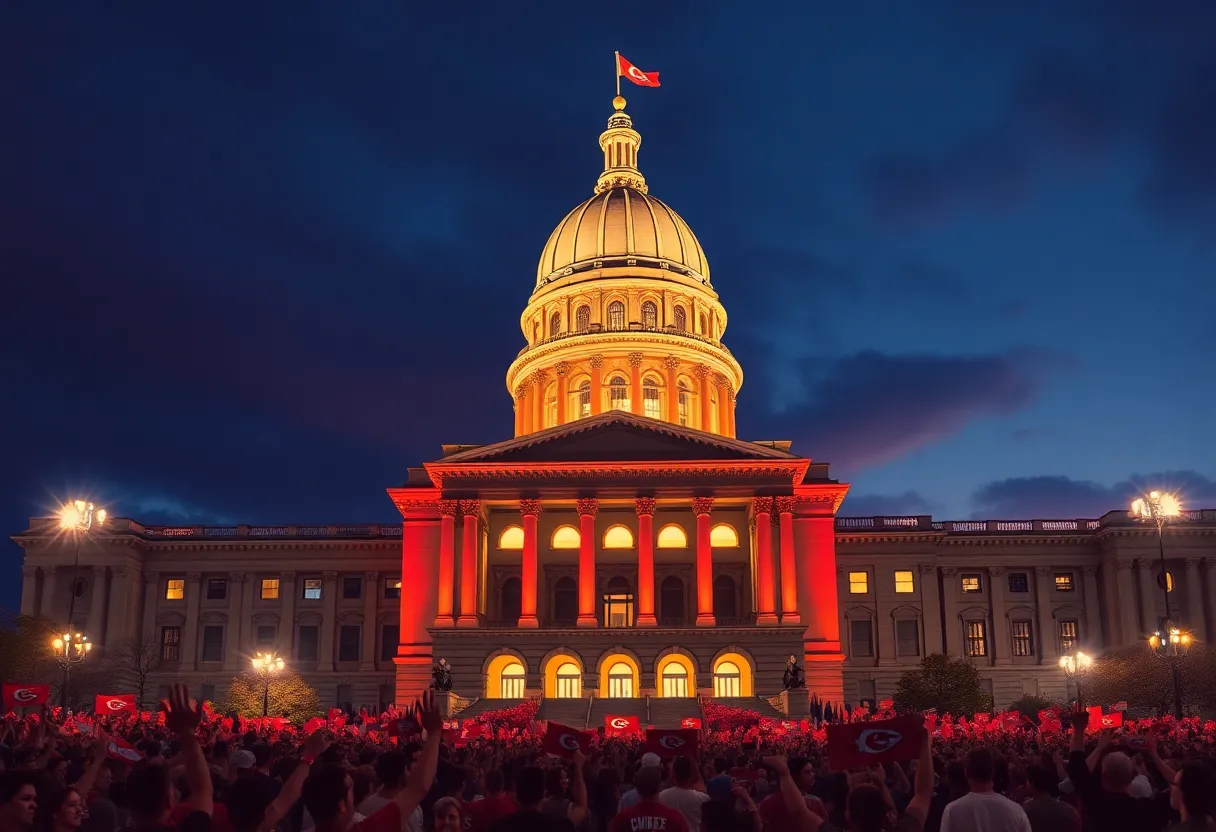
[95,694,137,715]
[605,714,641,737]
[107,737,145,763]
[825,714,925,769]
[2,683,49,711]
[542,722,591,758]
[617,54,660,88]
[680,717,702,730]
[643,728,699,759]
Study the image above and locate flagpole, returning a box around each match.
[614,51,621,97]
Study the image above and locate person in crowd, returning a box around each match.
[608,767,687,832]
[489,765,575,832]
[0,772,38,832]
[465,769,516,832]
[658,757,708,832]
[1020,765,1079,832]
[1065,712,1172,832]
[432,797,463,832]
[939,747,1030,832]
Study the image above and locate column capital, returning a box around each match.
[323,571,338,581]
[519,499,542,517]
[92,565,108,577]
[438,499,460,517]
[281,571,297,581]
[459,499,482,517]
[187,572,202,583]
[1114,559,1134,572]
[1135,560,1153,572]
[576,498,599,518]
[751,497,774,516]
[143,570,159,584]
[990,567,1006,577]
[774,496,796,515]
[1185,557,1203,569]
[662,356,680,370]
[918,564,936,575]
[635,497,657,517]
[22,565,38,578]
[628,352,644,368]
[942,567,958,577]
[1082,565,1099,576]
[229,571,246,583]
[692,496,714,516]
[518,378,533,393]
[555,361,571,376]
[692,363,711,379]
[514,385,527,398]
[112,565,128,578]
[589,354,604,370]
[43,565,59,576]
[713,372,728,388]
[531,369,549,384]
[364,571,380,582]
[1035,566,1051,577]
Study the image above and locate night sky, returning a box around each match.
[4,2,1216,610]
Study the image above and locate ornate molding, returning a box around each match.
[365,571,380,582]
[990,567,1006,577]
[751,497,774,516]
[774,496,796,515]
[323,571,338,581]
[111,566,128,578]
[663,356,680,370]
[229,572,246,583]
[518,378,533,392]
[514,385,526,399]
[1082,566,1098,577]
[589,355,604,370]
[634,497,656,517]
[576,498,599,517]
[1135,560,1153,572]
[1114,559,1134,572]
[281,571,297,581]
[519,499,542,517]
[1185,557,1203,569]
[942,567,958,577]
[918,564,935,575]
[628,352,644,368]
[459,499,482,517]
[1035,566,1050,577]
[531,369,548,385]
[555,361,570,376]
[438,499,459,518]
[692,497,714,516]
[692,363,711,379]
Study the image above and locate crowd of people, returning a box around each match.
[0,686,1213,832]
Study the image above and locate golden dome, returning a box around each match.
[535,187,710,288]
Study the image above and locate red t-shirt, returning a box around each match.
[757,792,827,829]
[609,799,690,832]
[465,795,517,832]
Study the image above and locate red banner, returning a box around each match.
[2,683,49,711]
[680,717,702,730]
[643,728,699,759]
[605,714,641,736]
[94,694,137,715]
[826,714,925,769]
[542,722,591,757]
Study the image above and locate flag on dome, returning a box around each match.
[617,54,660,87]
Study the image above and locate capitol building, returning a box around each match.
[14,96,1216,722]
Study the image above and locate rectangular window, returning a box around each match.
[1008,573,1029,593]
[895,619,920,657]
[1012,620,1034,657]
[298,625,319,661]
[165,579,185,601]
[850,619,874,658]
[302,579,323,600]
[384,578,402,600]
[256,625,276,649]
[961,574,982,593]
[160,626,181,662]
[206,578,227,600]
[342,576,362,599]
[894,570,915,593]
[643,386,661,419]
[200,684,216,704]
[381,624,399,662]
[338,625,361,662]
[966,620,987,657]
[201,625,224,662]
[1054,573,1075,592]
[260,578,279,600]
[848,572,869,594]
[1059,620,1079,652]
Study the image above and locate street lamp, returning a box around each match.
[1130,490,1189,718]
[1058,651,1093,705]
[54,500,106,708]
[252,652,285,717]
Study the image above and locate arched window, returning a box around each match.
[660,576,685,623]
[662,663,690,698]
[552,577,578,624]
[575,305,590,333]
[552,525,581,549]
[498,526,524,550]
[678,381,692,427]
[608,376,629,411]
[657,524,688,548]
[713,660,741,697]
[603,576,634,628]
[500,577,522,623]
[545,383,558,428]
[500,661,525,698]
[532,319,541,343]
[674,306,687,331]
[554,661,582,698]
[713,575,738,620]
[710,523,739,547]
[607,300,625,331]
[603,525,634,548]
[577,380,591,419]
[549,311,561,337]
[641,301,658,330]
[605,660,634,698]
[699,312,708,334]
[72,578,88,598]
[642,378,661,419]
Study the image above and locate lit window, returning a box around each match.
[677,381,691,426]
[674,306,687,331]
[849,572,869,594]
[657,524,687,548]
[713,660,741,697]
[602,577,634,627]
[661,663,689,697]
[1012,620,1033,657]
[605,661,634,698]
[575,305,590,333]
[500,661,525,698]
[607,300,625,331]
[603,525,634,548]
[577,381,591,418]
[1054,573,1074,592]
[1008,573,1029,593]
[259,578,279,600]
[608,376,629,411]
[961,575,982,593]
[165,579,184,601]
[302,579,322,600]
[709,523,738,547]
[549,311,561,337]
[384,578,401,599]
[1059,620,1078,652]
[643,380,661,419]
[1164,571,1175,592]
[894,570,915,593]
[545,386,557,427]
[554,662,581,698]
[641,301,658,330]
[552,525,581,549]
[499,525,525,550]
[966,621,987,657]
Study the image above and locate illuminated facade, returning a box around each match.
[12,98,1216,717]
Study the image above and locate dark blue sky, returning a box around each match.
[4,2,1216,606]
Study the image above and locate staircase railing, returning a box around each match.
[584,690,595,729]
[645,694,652,725]
[449,693,476,716]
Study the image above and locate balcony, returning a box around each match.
[515,323,734,360]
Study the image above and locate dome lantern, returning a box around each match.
[595,96,647,195]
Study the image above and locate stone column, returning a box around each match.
[1205,560,1216,643]
[181,573,202,669]
[576,498,599,627]
[20,566,38,616]
[1114,561,1138,645]
[320,571,338,670]
[775,498,799,624]
[520,380,534,434]
[224,573,245,671]
[635,498,657,627]
[723,388,736,437]
[988,567,1009,665]
[589,356,604,416]
[663,357,680,422]
[555,362,570,424]
[918,565,943,654]
[239,572,256,658]
[629,353,644,416]
[361,571,379,670]
[514,386,526,435]
[434,500,458,627]
[1136,560,1158,635]
[1035,567,1057,664]
[279,572,297,656]
[532,370,548,430]
[1184,558,1205,637]
[694,365,713,430]
[104,567,132,648]
[41,566,58,622]
[86,566,108,643]
[142,571,160,644]
[941,568,961,656]
[518,500,541,628]
[715,375,731,435]
[457,500,481,627]
[693,497,715,626]
[752,498,777,625]
[1081,566,1102,647]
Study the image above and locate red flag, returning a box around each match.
[95,694,137,715]
[997,712,1023,731]
[644,728,699,759]
[878,699,895,711]
[2,683,49,710]
[1099,712,1124,728]
[680,717,702,730]
[542,722,591,757]
[462,722,485,740]
[974,713,991,725]
[1086,705,1104,730]
[617,54,660,88]
[605,715,641,737]
[106,736,145,763]
[327,708,343,721]
[825,714,925,769]
[924,714,938,733]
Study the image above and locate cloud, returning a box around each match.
[839,491,938,517]
[970,471,1216,519]
[1012,54,1121,159]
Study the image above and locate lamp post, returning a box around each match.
[54,500,106,708]
[1058,651,1093,706]
[1130,490,1189,719]
[252,652,285,717]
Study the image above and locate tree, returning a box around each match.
[893,654,994,716]
[220,670,320,723]
[1085,644,1216,716]
[103,635,165,710]
[1006,694,1058,722]
[0,614,60,686]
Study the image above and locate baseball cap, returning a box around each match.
[640,752,661,768]
[230,749,256,770]
[706,775,734,801]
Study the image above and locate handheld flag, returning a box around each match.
[542,722,591,757]
[2,683,49,710]
[605,715,641,737]
[825,713,925,769]
[95,694,137,715]
[643,728,699,759]
[617,54,660,89]
[107,736,145,763]
[680,717,702,730]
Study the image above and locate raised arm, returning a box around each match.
[392,691,443,818]
[567,750,588,826]
[260,730,333,832]
[163,684,211,817]
[903,729,934,824]
[762,756,823,832]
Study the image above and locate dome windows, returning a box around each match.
[709,523,739,547]
[642,377,661,419]
[550,311,561,337]
[608,376,629,411]
[657,524,687,548]
[674,306,687,331]
[552,525,581,549]
[603,525,634,549]
[607,300,625,331]
[575,305,590,333]
[577,381,592,419]
[498,526,525,550]
[641,301,658,330]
